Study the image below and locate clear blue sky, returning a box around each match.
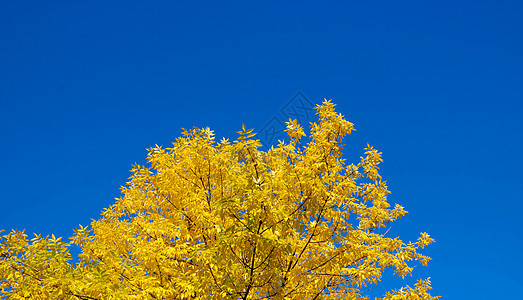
[1,1,522,298]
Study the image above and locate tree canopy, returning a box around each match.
[0,100,437,299]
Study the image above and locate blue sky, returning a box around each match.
[1,1,522,298]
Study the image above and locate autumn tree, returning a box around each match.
[0,100,438,299]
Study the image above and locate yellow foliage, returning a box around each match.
[0,100,438,299]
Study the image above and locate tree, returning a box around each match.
[0,100,438,299]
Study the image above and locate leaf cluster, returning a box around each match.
[0,100,437,299]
